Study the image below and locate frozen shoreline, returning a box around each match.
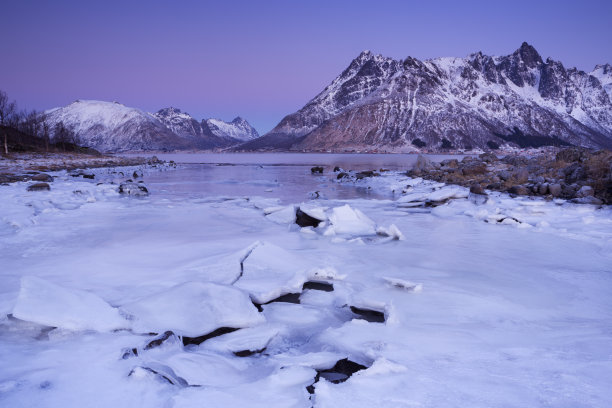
[1,162,611,407]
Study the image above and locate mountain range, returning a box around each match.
[43,43,612,153]
[243,42,612,152]
[44,100,259,152]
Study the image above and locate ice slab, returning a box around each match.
[327,204,376,236]
[121,281,264,337]
[235,241,313,304]
[172,365,315,408]
[203,324,281,355]
[11,276,127,332]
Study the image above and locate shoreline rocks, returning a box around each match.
[407,148,611,204]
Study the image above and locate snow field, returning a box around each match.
[0,164,611,407]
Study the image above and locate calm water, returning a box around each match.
[129,153,463,203]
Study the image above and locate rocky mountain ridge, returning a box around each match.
[241,43,612,152]
[45,100,259,152]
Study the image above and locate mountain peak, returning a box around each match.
[515,42,543,67]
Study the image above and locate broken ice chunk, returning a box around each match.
[382,277,423,292]
[328,205,376,236]
[121,281,264,337]
[234,241,312,304]
[375,224,404,240]
[12,276,127,332]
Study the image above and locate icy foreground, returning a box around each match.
[1,164,612,407]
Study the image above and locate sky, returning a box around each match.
[1,0,611,134]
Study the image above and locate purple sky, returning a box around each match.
[2,0,611,134]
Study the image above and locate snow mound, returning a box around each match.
[12,276,127,332]
[121,281,264,337]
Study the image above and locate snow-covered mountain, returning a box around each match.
[206,117,259,142]
[45,101,259,152]
[152,107,241,150]
[241,43,612,151]
[44,100,190,152]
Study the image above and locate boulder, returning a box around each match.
[511,168,529,184]
[440,159,459,168]
[570,196,603,205]
[478,152,498,163]
[27,182,50,192]
[469,183,485,195]
[31,173,54,182]
[119,182,149,196]
[356,170,380,180]
[556,148,585,163]
[411,155,435,175]
[548,183,562,197]
[310,166,324,174]
[337,172,349,180]
[577,185,594,197]
[537,183,549,195]
[461,160,487,176]
[507,185,529,196]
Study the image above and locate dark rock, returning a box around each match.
[119,182,149,196]
[27,182,50,191]
[556,148,585,163]
[576,185,594,197]
[350,306,385,323]
[411,155,435,175]
[121,348,139,359]
[512,168,529,184]
[538,183,549,195]
[233,348,266,357]
[82,173,95,179]
[311,359,368,388]
[561,183,578,198]
[333,166,341,172]
[507,185,529,195]
[497,170,511,181]
[478,152,498,163]
[461,160,487,176]
[563,163,586,184]
[182,327,239,346]
[548,183,562,197]
[311,166,324,174]
[356,170,380,179]
[337,172,349,180]
[302,281,334,292]
[295,208,322,228]
[570,196,603,205]
[440,159,459,168]
[128,366,188,387]
[31,173,54,182]
[469,183,485,195]
[144,331,177,350]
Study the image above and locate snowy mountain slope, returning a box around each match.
[245,43,612,151]
[206,117,259,142]
[591,63,612,101]
[153,107,238,149]
[44,101,260,152]
[44,100,190,153]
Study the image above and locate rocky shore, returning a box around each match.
[0,153,163,184]
[407,148,612,205]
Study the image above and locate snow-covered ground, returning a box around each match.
[1,159,611,407]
